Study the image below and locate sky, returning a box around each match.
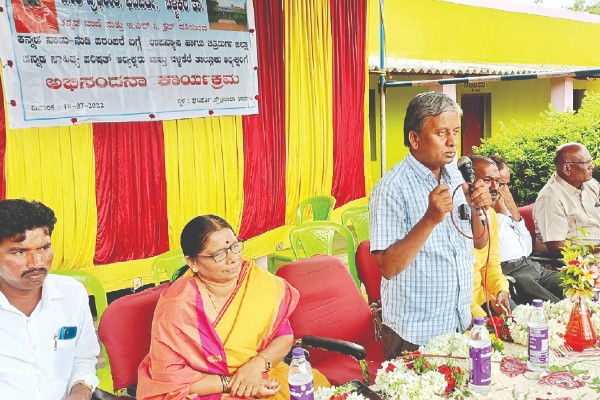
[509,0,575,8]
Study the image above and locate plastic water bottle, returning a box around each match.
[527,299,549,371]
[469,317,492,394]
[288,347,314,400]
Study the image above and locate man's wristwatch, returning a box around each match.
[72,380,94,393]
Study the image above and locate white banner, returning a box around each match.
[0,0,258,128]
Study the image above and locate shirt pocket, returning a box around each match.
[53,337,76,379]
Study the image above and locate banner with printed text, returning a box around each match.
[0,0,258,128]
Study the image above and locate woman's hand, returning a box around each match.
[228,356,265,397]
[254,380,281,398]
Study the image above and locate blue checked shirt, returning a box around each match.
[369,153,474,345]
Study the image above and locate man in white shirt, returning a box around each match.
[533,143,600,256]
[0,199,100,400]
[488,156,563,304]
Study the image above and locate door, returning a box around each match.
[461,94,484,156]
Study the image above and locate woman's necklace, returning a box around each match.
[197,279,221,313]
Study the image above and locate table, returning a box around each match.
[477,342,600,399]
[366,343,600,399]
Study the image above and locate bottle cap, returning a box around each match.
[292,347,305,359]
[474,317,485,325]
[532,299,543,307]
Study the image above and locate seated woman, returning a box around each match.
[137,215,328,399]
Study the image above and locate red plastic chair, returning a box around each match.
[355,240,381,305]
[517,203,563,269]
[276,255,384,386]
[355,240,383,341]
[98,283,170,397]
[517,203,536,246]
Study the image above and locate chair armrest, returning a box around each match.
[297,335,367,361]
[530,254,564,271]
[92,388,121,400]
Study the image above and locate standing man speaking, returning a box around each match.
[369,92,491,359]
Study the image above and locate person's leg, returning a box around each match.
[535,263,564,300]
[509,260,561,303]
[381,324,419,360]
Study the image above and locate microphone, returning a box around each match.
[457,156,486,226]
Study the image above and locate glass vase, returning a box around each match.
[564,297,597,352]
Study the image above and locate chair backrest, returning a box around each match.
[296,195,336,225]
[50,270,112,390]
[151,248,186,286]
[98,283,170,392]
[289,221,359,287]
[50,269,108,319]
[517,203,536,247]
[341,205,370,245]
[276,255,375,364]
[355,240,381,304]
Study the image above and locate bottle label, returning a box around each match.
[289,381,314,400]
[469,345,492,386]
[528,327,549,364]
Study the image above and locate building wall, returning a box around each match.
[366,0,600,180]
[367,0,600,66]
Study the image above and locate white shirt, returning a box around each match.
[0,274,99,400]
[497,212,532,262]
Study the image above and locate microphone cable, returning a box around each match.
[450,184,505,337]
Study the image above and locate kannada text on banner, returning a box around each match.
[0,0,258,128]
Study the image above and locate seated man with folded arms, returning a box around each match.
[469,155,512,319]
[0,199,99,400]
[534,142,600,256]
[488,155,563,304]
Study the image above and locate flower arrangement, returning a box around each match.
[506,299,600,349]
[559,235,600,300]
[314,384,368,400]
[316,332,504,400]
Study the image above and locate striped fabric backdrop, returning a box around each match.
[0,0,370,290]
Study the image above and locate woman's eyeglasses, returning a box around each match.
[197,241,244,263]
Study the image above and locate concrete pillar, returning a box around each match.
[551,76,574,112]
[428,75,456,102]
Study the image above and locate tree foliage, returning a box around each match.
[568,0,600,14]
[474,91,600,206]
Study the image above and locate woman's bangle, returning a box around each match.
[255,353,272,372]
[219,374,230,393]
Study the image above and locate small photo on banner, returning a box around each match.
[10,0,59,34]
[207,0,249,32]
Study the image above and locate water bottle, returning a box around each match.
[527,299,549,371]
[288,347,314,400]
[469,317,492,394]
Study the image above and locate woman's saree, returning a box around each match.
[137,260,328,400]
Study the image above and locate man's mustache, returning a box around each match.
[22,268,47,278]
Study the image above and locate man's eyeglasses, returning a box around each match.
[197,241,244,263]
[565,160,593,166]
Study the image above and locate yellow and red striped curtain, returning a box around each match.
[0,0,370,289]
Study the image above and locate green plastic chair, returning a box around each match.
[341,205,370,246]
[268,195,337,273]
[288,221,359,288]
[296,195,336,225]
[50,269,112,391]
[151,248,186,286]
